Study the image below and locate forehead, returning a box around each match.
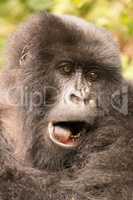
[32,14,106,47]
[31,14,121,68]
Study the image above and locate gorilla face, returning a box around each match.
[47,56,117,149]
[7,13,123,170]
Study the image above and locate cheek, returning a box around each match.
[44,85,60,107]
[95,82,114,113]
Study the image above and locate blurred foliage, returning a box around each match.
[0,0,133,78]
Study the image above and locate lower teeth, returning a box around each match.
[70,133,80,139]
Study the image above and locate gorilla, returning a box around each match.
[0,12,133,200]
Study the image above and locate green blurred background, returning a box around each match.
[0,0,133,78]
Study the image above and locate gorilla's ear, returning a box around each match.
[19,45,30,66]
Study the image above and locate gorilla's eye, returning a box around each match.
[58,62,74,76]
[87,71,98,81]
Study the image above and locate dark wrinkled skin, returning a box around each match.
[0,12,133,200]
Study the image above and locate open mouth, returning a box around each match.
[48,121,90,148]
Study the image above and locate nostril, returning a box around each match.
[70,93,82,104]
[69,91,90,105]
[70,94,81,103]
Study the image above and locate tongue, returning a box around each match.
[54,126,72,144]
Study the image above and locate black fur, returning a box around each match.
[0,12,133,200]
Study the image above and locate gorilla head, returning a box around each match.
[5,13,124,171]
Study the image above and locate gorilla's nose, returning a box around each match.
[69,90,90,105]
